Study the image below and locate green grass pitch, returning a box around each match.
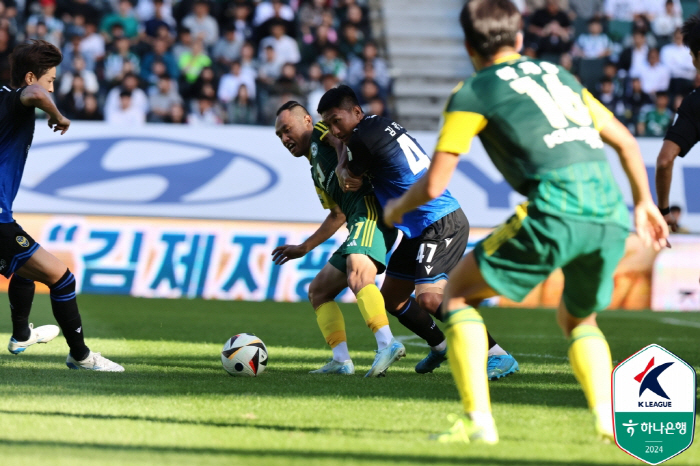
[0,293,698,466]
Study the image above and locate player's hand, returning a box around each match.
[336,166,362,192]
[48,114,70,135]
[271,244,308,265]
[383,198,404,228]
[635,200,670,251]
[663,212,678,233]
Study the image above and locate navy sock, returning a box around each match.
[9,274,35,341]
[390,297,445,347]
[50,270,89,360]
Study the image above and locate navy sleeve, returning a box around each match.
[346,132,373,176]
[8,87,32,116]
[665,96,700,158]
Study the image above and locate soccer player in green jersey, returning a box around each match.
[273,101,406,377]
[384,0,668,444]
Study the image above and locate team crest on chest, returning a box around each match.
[311,142,318,157]
[16,236,29,247]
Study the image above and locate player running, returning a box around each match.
[318,85,519,379]
[272,101,405,377]
[383,0,668,444]
[3,40,123,371]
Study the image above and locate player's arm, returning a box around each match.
[383,108,486,227]
[20,84,70,134]
[335,134,369,192]
[655,140,681,231]
[272,205,346,265]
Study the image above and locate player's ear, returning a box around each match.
[514,32,523,53]
[24,71,36,86]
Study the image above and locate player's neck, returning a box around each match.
[474,48,520,71]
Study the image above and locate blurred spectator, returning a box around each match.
[106,89,147,125]
[213,25,244,73]
[618,29,649,76]
[218,60,256,103]
[178,38,211,83]
[58,54,99,95]
[227,84,258,125]
[301,23,336,65]
[101,0,139,39]
[75,94,103,120]
[347,41,389,90]
[63,33,95,74]
[298,0,326,30]
[596,77,626,118]
[165,102,187,123]
[302,61,323,95]
[143,0,175,40]
[318,44,347,80]
[638,91,673,136]
[188,98,223,124]
[182,0,218,47]
[141,36,178,80]
[669,206,691,233]
[368,96,388,118]
[653,0,683,42]
[569,0,603,20]
[148,74,183,121]
[232,2,253,42]
[239,41,259,75]
[104,72,149,120]
[58,75,88,119]
[604,0,635,21]
[343,3,370,38]
[258,45,282,86]
[623,77,652,132]
[661,28,696,97]
[259,19,300,65]
[572,18,612,58]
[255,0,296,43]
[26,0,63,47]
[104,35,140,84]
[253,0,294,27]
[172,26,193,62]
[338,22,364,61]
[358,78,382,105]
[307,72,338,122]
[599,61,625,97]
[186,66,217,100]
[80,21,106,65]
[274,62,303,96]
[527,0,573,60]
[634,48,670,96]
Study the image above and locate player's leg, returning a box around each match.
[17,247,124,371]
[559,223,627,443]
[307,260,354,374]
[7,273,60,354]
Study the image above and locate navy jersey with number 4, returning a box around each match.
[0,86,36,223]
[347,115,460,238]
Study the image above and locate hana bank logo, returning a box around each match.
[24,137,278,205]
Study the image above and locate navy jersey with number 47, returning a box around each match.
[0,86,36,223]
[347,115,460,238]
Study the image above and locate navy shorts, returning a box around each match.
[0,221,40,278]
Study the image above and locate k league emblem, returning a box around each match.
[613,344,696,465]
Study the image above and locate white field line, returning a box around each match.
[659,317,700,329]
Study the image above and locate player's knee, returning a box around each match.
[346,255,376,294]
[416,292,442,315]
[308,277,331,309]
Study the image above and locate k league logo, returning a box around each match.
[613,344,696,465]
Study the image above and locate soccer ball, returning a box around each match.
[221,333,268,377]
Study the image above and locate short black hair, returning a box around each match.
[276,100,309,116]
[656,90,669,99]
[459,0,520,58]
[682,14,700,56]
[10,39,62,88]
[317,84,360,115]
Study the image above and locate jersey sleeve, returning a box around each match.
[4,87,31,116]
[346,132,373,176]
[435,81,488,155]
[582,89,614,132]
[314,121,330,142]
[314,185,337,210]
[665,95,700,158]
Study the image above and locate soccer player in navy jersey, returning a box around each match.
[3,40,123,371]
[318,85,518,379]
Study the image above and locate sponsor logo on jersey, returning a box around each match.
[347,240,357,247]
[311,142,318,158]
[16,236,29,247]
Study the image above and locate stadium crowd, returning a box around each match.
[0,0,698,133]
[515,0,699,136]
[0,0,388,125]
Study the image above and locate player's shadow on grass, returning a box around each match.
[0,438,624,466]
[0,354,588,408]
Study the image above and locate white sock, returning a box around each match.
[332,341,351,362]
[468,411,494,426]
[374,325,393,350]
[431,339,447,352]
[488,344,507,357]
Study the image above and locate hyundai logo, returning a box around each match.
[25,137,278,205]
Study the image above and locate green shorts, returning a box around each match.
[329,196,398,275]
[473,202,628,317]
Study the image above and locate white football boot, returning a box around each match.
[8,323,60,355]
[66,351,125,372]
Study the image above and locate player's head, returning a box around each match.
[9,39,62,91]
[682,14,700,71]
[317,84,363,143]
[459,0,522,70]
[275,100,314,158]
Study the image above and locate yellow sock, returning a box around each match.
[445,307,491,414]
[568,325,612,409]
[356,284,389,333]
[315,301,346,348]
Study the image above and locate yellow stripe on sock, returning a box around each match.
[356,284,389,333]
[315,301,347,348]
[569,324,612,409]
[445,306,491,413]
